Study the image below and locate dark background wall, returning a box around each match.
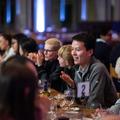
[0,0,120,33]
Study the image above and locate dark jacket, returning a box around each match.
[95,40,112,72]
[50,66,75,93]
[37,59,60,81]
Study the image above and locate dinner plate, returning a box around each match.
[83,117,92,120]
[70,107,80,111]
[65,111,79,114]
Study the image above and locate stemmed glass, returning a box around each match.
[64,89,75,109]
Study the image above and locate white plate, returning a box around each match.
[83,117,92,120]
[70,107,80,111]
[65,111,79,114]
[70,118,92,120]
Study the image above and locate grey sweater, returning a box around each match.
[74,56,117,108]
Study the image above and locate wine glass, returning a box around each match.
[38,79,44,93]
[64,89,75,109]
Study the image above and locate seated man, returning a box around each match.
[61,32,117,108]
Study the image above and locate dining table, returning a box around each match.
[37,88,97,120]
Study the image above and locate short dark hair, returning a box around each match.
[72,32,96,50]
[20,37,38,53]
[0,33,12,46]
[12,33,28,40]
[99,27,111,36]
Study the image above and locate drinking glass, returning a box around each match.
[38,79,44,93]
[64,89,75,109]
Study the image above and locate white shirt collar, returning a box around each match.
[96,38,106,43]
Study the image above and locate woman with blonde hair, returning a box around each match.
[58,44,74,67]
[50,45,75,93]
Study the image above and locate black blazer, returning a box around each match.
[50,66,75,93]
[94,41,112,71]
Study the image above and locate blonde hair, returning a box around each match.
[45,38,62,50]
[58,45,74,65]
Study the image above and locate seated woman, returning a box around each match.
[11,33,28,55]
[50,45,75,93]
[28,38,62,83]
[0,55,50,120]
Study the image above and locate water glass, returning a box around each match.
[64,89,75,109]
[38,79,44,93]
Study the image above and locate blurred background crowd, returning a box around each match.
[0,0,120,120]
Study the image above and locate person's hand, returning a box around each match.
[28,52,37,63]
[36,50,44,66]
[60,71,74,88]
[28,51,44,66]
[92,108,110,119]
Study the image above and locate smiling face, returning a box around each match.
[44,44,58,61]
[57,55,67,67]
[71,40,93,67]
